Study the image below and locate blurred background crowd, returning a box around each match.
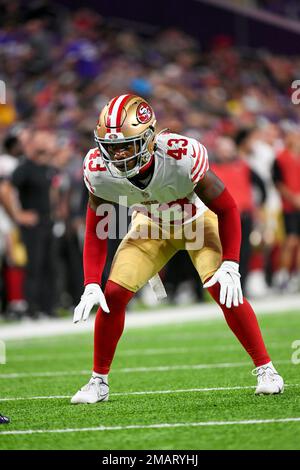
[0,0,300,319]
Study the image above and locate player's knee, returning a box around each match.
[205,280,220,303]
[104,280,135,310]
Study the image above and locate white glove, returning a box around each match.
[203,261,243,308]
[73,283,109,323]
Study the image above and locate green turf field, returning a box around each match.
[0,310,300,450]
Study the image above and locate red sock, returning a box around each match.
[4,267,25,301]
[93,280,135,374]
[207,284,270,367]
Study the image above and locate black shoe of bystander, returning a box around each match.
[0,414,10,424]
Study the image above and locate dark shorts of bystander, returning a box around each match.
[283,211,300,236]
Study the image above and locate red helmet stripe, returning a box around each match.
[106,95,119,130]
[115,94,134,131]
[106,94,135,133]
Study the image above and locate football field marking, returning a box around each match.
[0,359,292,379]
[5,329,233,345]
[8,341,288,362]
[1,296,300,341]
[1,417,300,436]
[4,346,236,362]
[0,383,298,402]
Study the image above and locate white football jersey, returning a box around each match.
[83,132,209,225]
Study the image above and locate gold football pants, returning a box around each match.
[109,209,222,293]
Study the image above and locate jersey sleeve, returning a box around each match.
[83,149,97,194]
[187,137,209,185]
[157,132,209,188]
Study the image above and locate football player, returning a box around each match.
[71,94,284,404]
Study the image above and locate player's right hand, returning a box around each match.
[73,283,109,323]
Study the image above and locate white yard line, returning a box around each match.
[0,395,71,402]
[1,417,300,436]
[5,330,233,346]
[0,359,292,379]
[7,341,288,362]
[0,383,298,402]
[1,294,299,341]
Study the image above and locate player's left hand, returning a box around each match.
[203,261,243,308]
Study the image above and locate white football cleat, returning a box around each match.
[252,362,284,395]
[71,376,109,404]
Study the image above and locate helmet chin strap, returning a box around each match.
[138,154,154,176]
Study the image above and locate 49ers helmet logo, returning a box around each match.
[136,102,153,124]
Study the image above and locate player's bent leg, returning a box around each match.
[189,211,284,395]
[71,281,134,404]
[207,282,270,366]
[93,280,134,375]
[71,214,179,405]
[207,282,284,395]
